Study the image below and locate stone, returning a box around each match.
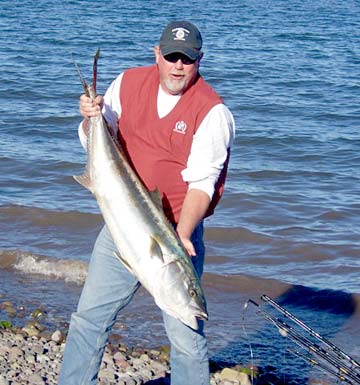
[4,306,16,317]
[5,369,16,380]
[51,329,64,344]
[21,324,40,337]
[36,353,49,364]
[30,308,47,319]
[132,357,144,368]
[149,349,160,357]
[0,345,10,355]
[8,346,24,362]
[0,301,14,310]
[25,353,36,364]
[13,333,25,343]
[99,368,116,381]
[126,379,139,385]
[139,368,153,380]
[140,353,149,362]
[28,373,45,385]
[220,368,252,385]
[109,333,122,345]
[102,351,114,366]
[114,352,129,370]
[150,360,168,372]
[114,351,126,361]
[32,342,45,355]
[98,378,111,385]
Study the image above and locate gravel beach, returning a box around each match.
[0,328,258,385]
[0,299,258,385]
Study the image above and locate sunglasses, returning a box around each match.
[163,53,197,65]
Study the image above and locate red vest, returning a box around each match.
[118,65,228,223]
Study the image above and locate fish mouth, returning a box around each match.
[190,305,208,322]
[198,311,208,321]
[173,304,208,330]
[192,298,208,321]
[183,311,208,330]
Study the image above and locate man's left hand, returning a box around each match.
[178,235,196,257]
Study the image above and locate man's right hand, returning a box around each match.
[79,94,103,119]
[79,94,103,136]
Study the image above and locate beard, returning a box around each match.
[163,77,187,95]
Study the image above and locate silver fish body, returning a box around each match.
[74,78,207,330]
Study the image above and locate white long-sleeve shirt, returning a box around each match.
[79,72,235,199]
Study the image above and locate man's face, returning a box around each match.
[154,46,202,95]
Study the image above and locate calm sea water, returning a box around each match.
[1,0,360,381]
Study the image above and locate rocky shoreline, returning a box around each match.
[0,298,305,385]
[0,299,259,385]
[0,327,260,385]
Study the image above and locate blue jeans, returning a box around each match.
[58,222,209,385]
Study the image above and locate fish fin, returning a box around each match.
[72,55,90,96]
[149,188,163,209]
[150,236,164,262]
[113,252,134,274]
[93,48,100,94]
[73,172,94,193]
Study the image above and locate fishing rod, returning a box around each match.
[248,299,360,383]
[247,299,360,384]
[287,348,355,385]
[282,320,360,384]
[261,294,360,371]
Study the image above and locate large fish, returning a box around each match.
[73,50,208,330]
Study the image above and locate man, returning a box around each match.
[58,20,235,385]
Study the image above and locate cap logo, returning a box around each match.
[172,27,190,41]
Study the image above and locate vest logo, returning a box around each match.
[173,121,187,134]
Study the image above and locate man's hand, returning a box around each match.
[79,94,103,136]
[80,94,103,118]
[177,233,196,257]
[176,189,211,258]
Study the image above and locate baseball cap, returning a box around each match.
[159,21,202,61]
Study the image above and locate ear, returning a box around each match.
[197,52,204,66]
[193,52,203,70]
[154,46,160,64]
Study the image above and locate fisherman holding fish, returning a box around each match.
[59,20,235,385]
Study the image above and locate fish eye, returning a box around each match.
[188,288,196,297]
